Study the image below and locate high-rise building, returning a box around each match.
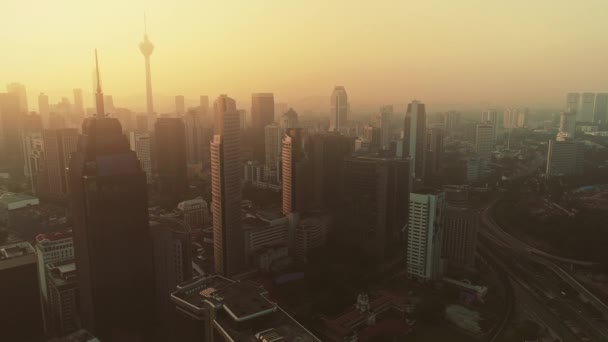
[68,51,154,341]
[184,109,209,165]
[403,100,427,181]
[342,155,409,260]
[425,127,444,180]
[503,108,518,129]
[39,92,50,119]
[475,124,495,162]
[0,93,24,178]
[481,110,497,125]
[175,95,185,116]
[566,92,580,112]
[139,17,155,115]
[42,129,79,198]
[211,94,244,276]
[251,93,275,162]
[281,107,299,129]
[330,86,348,132]
[22,131,44,192]
[516,108,528,128]
[73,88,84,120]
[0,241,44,341]
[6,82,28,113]
[593,93,608,125]
[264,123,282,170]
[149,217,192,341]
[558,110,577,140]
[580,92,595,122]
[545,139,584,178]
[46,260,79,336]
[282,128,311,215]
[378,105,393,150]
[155,118,188,206]
[177,197,209,230]
[443,111,461,132]
[442,205,478,270]
[128,131,153,183]
[407,190,445,281]
[308,133,353,210]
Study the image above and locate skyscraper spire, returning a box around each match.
[139,15,155,115]
[94,49,105,117]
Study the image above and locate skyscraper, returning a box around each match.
[6,82,28,113]
[282,128,311,215]
[42,129,79,198]
[330,86,348,132]
[183,109,207,165]
[403,100,427,181]
[443,111,461,132]
[175,95,185,116]
[475,124,495,162]
[211,94,243,276]
[139,16,155,115]
[566,92,580,112]
[39,92,50,119]
[545,139,584,178]
[128,131,153,183]
[442,205,478,270]
[68,51,154,341]
[378,105,393,150]
[73,88,84,120]
[558,110,577,140]
[155,118,188,207]
[407,190,445,281]
[425,127,444,180]
[580,92,595,122]
[593,93,608,125]
[0,92,25,178]
[264,123,281,170]
[281,107,299,130]
[251,93,275,162]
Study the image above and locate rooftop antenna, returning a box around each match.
[94,49,106,117]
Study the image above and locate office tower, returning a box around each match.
[516,108,528,128]
[35,231,75,327]
[503,108,517,129]
[41,129,79,198]
[139,17,155,115]
[363,124,381,148]
[73,88,84,120]
[566,92,580,112]
[475,124,495,162]
[155,118,188,206]
[308,133,353,210]
[403,100,427,181]
[211,94,243,276]
[330,86,348,132]
[407,190,445,281]
[46,260,78,336]
[6,82,28,113]
[171,275,321,342]
[281,107,299,129]
[128,131,153,183]
[444,111,461,132]
[295,213,333,262]
[177,197,208,230]
[183,109,207,165]
[238,109,247,131]
[558,110,577,140]
[39,92,50,118]
[0,93,24,178]
[265,123,281,169]
[0,241,44,341]
[149,217,192,341]
[68,51,154,341]
[282,128,312,215]
[251,93,275,162]
[593,93,608,125]
[580,92,595,122]
[442,205,478,270]
[545,139,584,178]
[22,131,44,192]
[426,128,444,179]
[175,95,185,116]
[342,155,409,260]
[378,105,393,150]
[481,110,497,125]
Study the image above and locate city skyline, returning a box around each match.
[3,1,608,112]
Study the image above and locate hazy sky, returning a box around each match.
[2,0,608,112]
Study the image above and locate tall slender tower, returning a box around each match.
[69,51,154,341]
[139,15,154,115]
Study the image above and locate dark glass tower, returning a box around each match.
[68,51,154,341]
[155,117,188,207]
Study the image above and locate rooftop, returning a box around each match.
[0,241,35,261]
[47,260,77,287]
[0,191,38,205]
[35,230,73,244]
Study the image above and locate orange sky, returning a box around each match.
[1,0,608,112]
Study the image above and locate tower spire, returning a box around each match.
[94,49,105,117]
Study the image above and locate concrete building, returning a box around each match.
[545,139,584,178]
[281,107,299,129]
[593,93,608,125]
[171,275,321,342]
[443,111,461,132]
[128,131,153,183]
[295,212,332,262]
[243,210,289,267]
[475,124,495,163]
[282,128,311,215]
[425,128,444,180]
[22,131,45,192]
[251,93,275,162]
[330,86,348,132]
[183,109,211,167]
[407,190,445,281]
[558,110,577,141]
[211,95,243,276]
[0,93,24,178]
[177,197,208,230]
[264,123,281,170]
[378,105,393,150]
[342,155,409,260]
[442,205,478,271]
[0,191,39,227]
[403,100,427,181]
[39,92,50,121]
[41,129,79,198]
[46,260,79,336]
[580,92,595,122]
[0,241,44,341]
[566,92,580,113]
